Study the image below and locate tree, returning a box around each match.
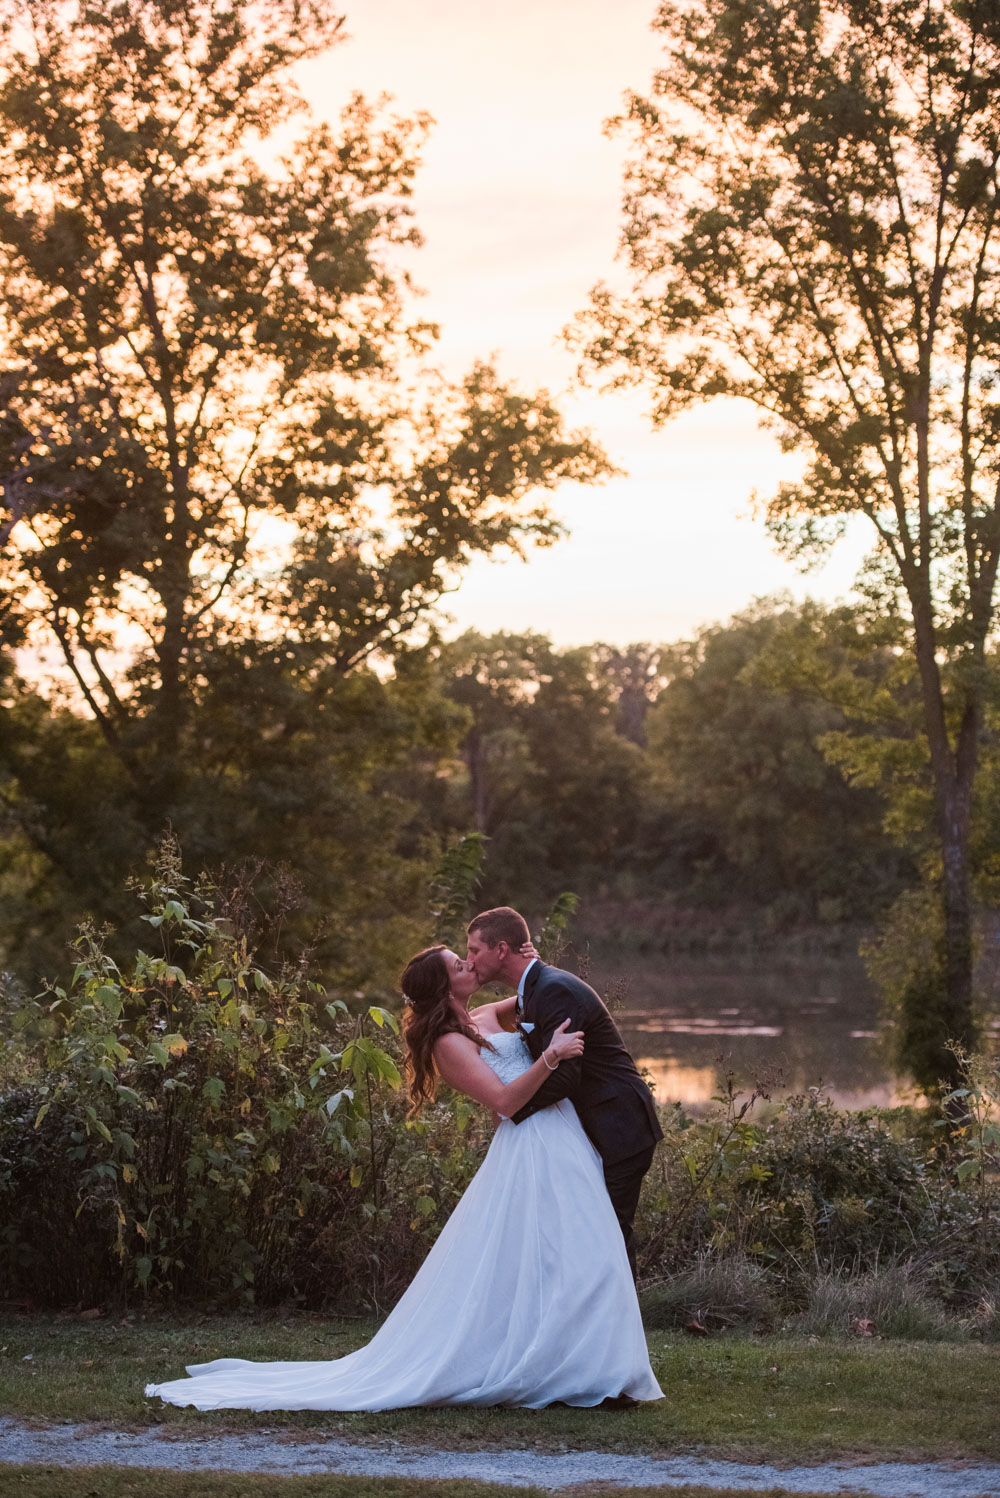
[0,0,608,792]
[592,643,666,746]
[575,0,1000,1086]
[0,0,611,969]
[404,632,648,910]
[645,599,912,923]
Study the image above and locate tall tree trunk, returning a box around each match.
[939,776,976,1075]
[464,725,490,832]
[910,593,979,1090]
[151,512,192,817]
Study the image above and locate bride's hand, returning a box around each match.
[519,939,540,961]
[544,1016,584,1065]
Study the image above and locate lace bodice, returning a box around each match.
[480,1028,533,1084]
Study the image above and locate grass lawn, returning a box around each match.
[0,1469,869,1498]
[0,1312,997,1464]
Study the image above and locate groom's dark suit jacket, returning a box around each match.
[512,961,663,1165]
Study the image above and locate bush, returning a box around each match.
[636,1073,1000,1333]
[0,841,428,1309]
[4,846,999,1331]
[731,1093,942,1274]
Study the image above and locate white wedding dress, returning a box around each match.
[145,1030,663,1410]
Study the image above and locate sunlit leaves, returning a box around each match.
[0,3,609,753]
[576,0,1000,621]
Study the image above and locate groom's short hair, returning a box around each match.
[467,906,530,951]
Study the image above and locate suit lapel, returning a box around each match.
[519,959,544,1017]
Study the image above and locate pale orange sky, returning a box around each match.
[297,0,870,646]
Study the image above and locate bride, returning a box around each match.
[145,944,663,1411]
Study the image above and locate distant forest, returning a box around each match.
[3,594,943,985]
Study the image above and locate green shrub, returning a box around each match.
[4,844,999,1329]
[731,1093,942,1273]
[637,1075,1000,1326]
[0,841,417,1308]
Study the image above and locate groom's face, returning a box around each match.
[466,931,504,984]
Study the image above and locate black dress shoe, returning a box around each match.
[598,1392,639,1410]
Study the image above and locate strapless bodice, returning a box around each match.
[479,1028,532,1083]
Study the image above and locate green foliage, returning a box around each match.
[644,600,911,922]
[395,611,908,930]
[576,0,1000,1090]
[0,840,416,1307]
[0,0,610,978]
[639,1083,999,1319]
[939,1046,1000,1263]
[861,890,992,1096]
[427,833,488,948]
[2,839,999,1328]
[861,887,949,1091]
[535,892,579,962]
[0,658,450,981]
[729,1097,940,1275]
[412,631,648,911]
[577,0,1000,612]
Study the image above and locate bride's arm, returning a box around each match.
[434,1022,582,1116]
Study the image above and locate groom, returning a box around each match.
[466,906,663,1280]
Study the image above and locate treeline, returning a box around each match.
[399,600,915,927]
[3,594,917,984]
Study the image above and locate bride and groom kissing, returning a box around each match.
[146,906,665,1412]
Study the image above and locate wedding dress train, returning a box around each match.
[145,1029,663,1410]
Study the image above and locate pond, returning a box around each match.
[583,952,910,1111]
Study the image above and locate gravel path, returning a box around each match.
[0,1419,999,1495]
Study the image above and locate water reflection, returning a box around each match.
[588,953,916,1110]
[633,1059,722,1106]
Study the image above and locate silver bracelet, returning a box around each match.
[542,1049,558,1071]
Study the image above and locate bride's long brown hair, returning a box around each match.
[400,945,494,1116]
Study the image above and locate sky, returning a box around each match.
[296,0,871,647]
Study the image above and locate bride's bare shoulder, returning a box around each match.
[433,1030,475,1053]
[432,1030,491,1063]
[433,1029,490,1084]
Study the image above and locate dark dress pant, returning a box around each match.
[603,1143,656,1281]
